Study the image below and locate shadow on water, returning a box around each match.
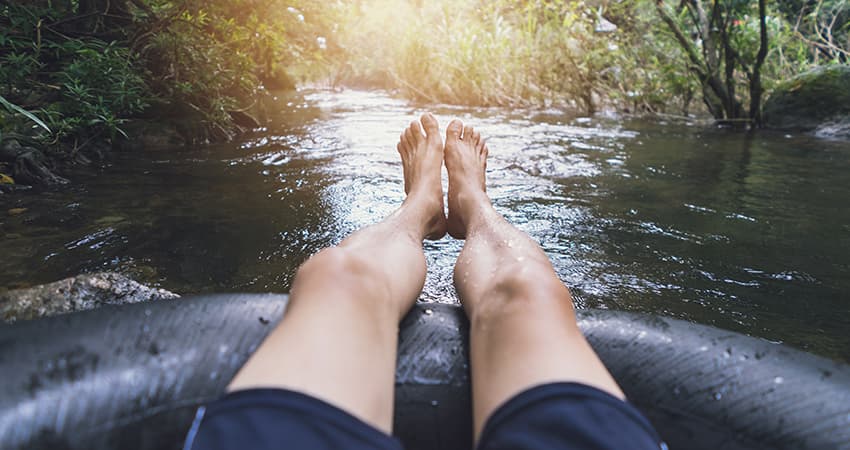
[1,90,849,362]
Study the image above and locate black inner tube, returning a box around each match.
[1,294,848,450]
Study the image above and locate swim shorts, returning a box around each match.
[183,382,664,450]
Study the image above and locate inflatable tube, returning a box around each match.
[1,294,848,450]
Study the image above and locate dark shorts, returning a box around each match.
[184,382,664,450]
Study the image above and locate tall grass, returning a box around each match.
[325,0,818,116]
[331,0,677,112]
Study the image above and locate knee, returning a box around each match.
[489,259,568,301]
[294,247,388,299]
[473,260,574,324]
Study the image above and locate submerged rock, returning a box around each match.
[814,116,850,140]
[764,65,850,132]
[0,272,179,323]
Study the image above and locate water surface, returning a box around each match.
[2,90,849,361]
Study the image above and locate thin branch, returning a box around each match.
[655,0,707,78]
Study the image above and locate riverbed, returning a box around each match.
[2,89,848,362]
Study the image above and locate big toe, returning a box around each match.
[446,119,463,145]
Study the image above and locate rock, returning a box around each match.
[764,65,850,131]
[260,67,296,91]
[814,116,850,140]
[0,139,69,186]
[0,272,179,323]
[94,215,127,224]
[0,183,31,194]
[595,8,617,33]
[113,120,186,151]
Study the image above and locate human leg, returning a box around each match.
[227,113,446,433]
[444,119,624,440]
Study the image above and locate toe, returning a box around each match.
[409,120,423,144]
[463,125,474,141]
[473,131,481,146]
[476,136,486,152]
[420,113,439,139]
[446,119,463,142]
[404,128,416,149]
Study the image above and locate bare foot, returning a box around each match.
[396,113,447,240]
[444,119,489,239]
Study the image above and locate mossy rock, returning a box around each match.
[764,65,850,130]
[0,272,179,323]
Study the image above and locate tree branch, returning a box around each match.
[655,0,707,78]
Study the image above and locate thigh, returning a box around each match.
[476,382,663,450]
[184,388,403,450]
[226,247,407,434]
[226,288,402,433]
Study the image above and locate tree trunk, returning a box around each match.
[749,0,769,126]
[655,0,738,120]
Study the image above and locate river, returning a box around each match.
[2,89,849,362]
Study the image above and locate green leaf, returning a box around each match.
[0,95,51,133]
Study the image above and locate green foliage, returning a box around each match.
[797,0,850,62]
[0,0,333,152]
[52,40,149,140]
[0,94,51,133]
[133,0,340,138]
[757,12,814,92]
[1,3,149,146]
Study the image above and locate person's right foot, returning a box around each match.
[397,113,447,240]
[444,119,489,239]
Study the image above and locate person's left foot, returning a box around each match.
[397,113,447,240]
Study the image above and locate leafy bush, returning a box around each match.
[1,4,149,146]
[51,40,149,140]
[0,0,334,153]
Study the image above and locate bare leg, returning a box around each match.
[228,113,447,433]
[444,119,625,440]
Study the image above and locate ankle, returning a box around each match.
[393,200,445,239]
[457,191,492,224]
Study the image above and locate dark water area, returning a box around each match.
[2,90,849,362]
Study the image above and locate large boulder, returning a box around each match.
[764,65,850,132]
[0,138,69,186]
[0,272,179,323]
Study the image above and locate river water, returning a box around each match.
[2,90,849,361]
